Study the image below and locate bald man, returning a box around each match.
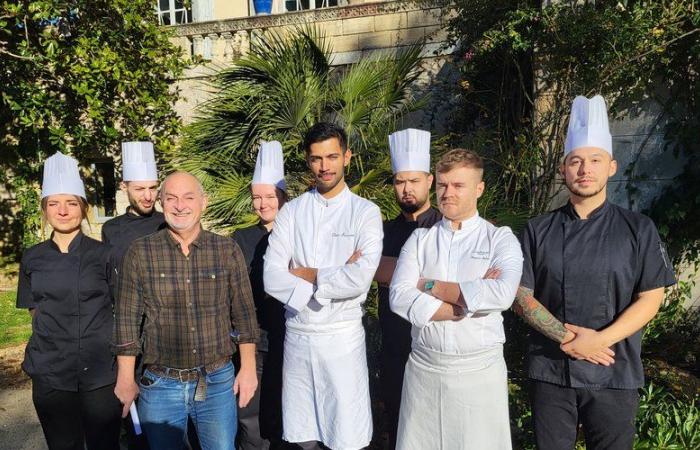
[114,171,260,450]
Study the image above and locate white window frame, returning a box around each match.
[156,0,192,25]
[259,0,346,14]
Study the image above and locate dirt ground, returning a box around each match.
[0,343,47,450]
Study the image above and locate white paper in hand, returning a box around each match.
[129,403,142,435]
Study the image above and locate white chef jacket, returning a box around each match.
[389,212,523,355]
[263,185,382,450]
[263,186,383,325]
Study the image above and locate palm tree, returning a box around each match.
[167,27,425,232]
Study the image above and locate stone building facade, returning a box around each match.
[88,0,455,239]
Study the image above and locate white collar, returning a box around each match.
[311,185,350,207]
[440,210,481,234]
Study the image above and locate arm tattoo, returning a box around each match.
[513,286,568,343]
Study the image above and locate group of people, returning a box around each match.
[17,94,675,450]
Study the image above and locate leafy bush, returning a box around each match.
[636,383,700,449]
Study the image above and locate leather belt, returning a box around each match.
[147,358,229,385]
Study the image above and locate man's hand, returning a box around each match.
[561,329,576,345]
[560,324,616,366]
[114,376,140,418]
[346,250,362,265]
[289,267,318,284]
[418,267,500,294]
[233,366,258,408]
[482,267,501,279]
[430,302,465,321]
[417,277,429,292]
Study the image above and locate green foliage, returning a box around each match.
[170,27,424,232]
[425,0,700,251]
[0,0,189,255]
[427,1,700,447]
[0,291,31,347]
[643,278,700,370]
[636,383,700,449]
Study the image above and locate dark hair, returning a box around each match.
[302,122,348,154]
[436,148,484,176]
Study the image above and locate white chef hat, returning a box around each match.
[122,141,158,181]
[389,128,431,174]
[41,152,86,199]
[564,95,613,156]
[252,140,286,191]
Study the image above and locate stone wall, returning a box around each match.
[170,1,454,124]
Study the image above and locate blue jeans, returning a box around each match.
[138,361,237,450]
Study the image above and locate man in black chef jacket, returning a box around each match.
[102,141,164,449]
[232,141,292,450]
[373,128,441,449]
[514,95,676,450]
[101,141,165,264]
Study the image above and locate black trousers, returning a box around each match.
[378,302,412,450]
[529,380,639,450]
[379,350,409,450]
[235,331,293,450]
[32,380,122,450]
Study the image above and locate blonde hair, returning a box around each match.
[435,148,484,175]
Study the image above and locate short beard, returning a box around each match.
[398,198,427,214]
[316,173,343,194]
[565,180,607,199]
[128,198,154,216]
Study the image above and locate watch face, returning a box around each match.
[425,280,435,290]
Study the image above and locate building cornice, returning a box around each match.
[171,1,416,36]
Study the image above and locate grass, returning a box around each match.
[0,291,31,348]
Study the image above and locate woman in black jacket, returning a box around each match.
[17,152,121,450]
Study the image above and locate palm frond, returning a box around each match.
[172,27,426,229]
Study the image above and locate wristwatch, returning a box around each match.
[424,280,435,296]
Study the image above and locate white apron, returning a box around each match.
[282,319,372,450]
[397,345,512,450]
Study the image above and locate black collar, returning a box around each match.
[48,230,84,253]
[564,200,610,221]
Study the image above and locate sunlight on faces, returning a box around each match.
[251,184,286,225]
[560,147,617,199]
[393,171,433,214]
[306,138,351,194]
[436,166,484,222]
[121,180,159,215]
[159,172,207,232]
[43,194,85,233]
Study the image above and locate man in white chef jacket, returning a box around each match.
[390,148,523,450]
[263,122,383,450]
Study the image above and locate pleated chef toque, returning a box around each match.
[122,141,158,181]
[252,140,286,191]
[564,95,613,156]
[41,152,86,199]
[389,128,431,174]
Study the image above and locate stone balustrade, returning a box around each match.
[170,1,452,69]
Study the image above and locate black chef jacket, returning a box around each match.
[17,232,117,391]
[101,209,166,264]
[520,201,676,389]
[378,208,442,356]
[233,223,286,351]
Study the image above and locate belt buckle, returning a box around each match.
[176,368,189,383]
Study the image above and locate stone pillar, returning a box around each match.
[235,30,251,57]
[220,32,233,60]
[192,35,204,57]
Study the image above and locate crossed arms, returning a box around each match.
[264,204,383,311]
[389,231,523,327]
